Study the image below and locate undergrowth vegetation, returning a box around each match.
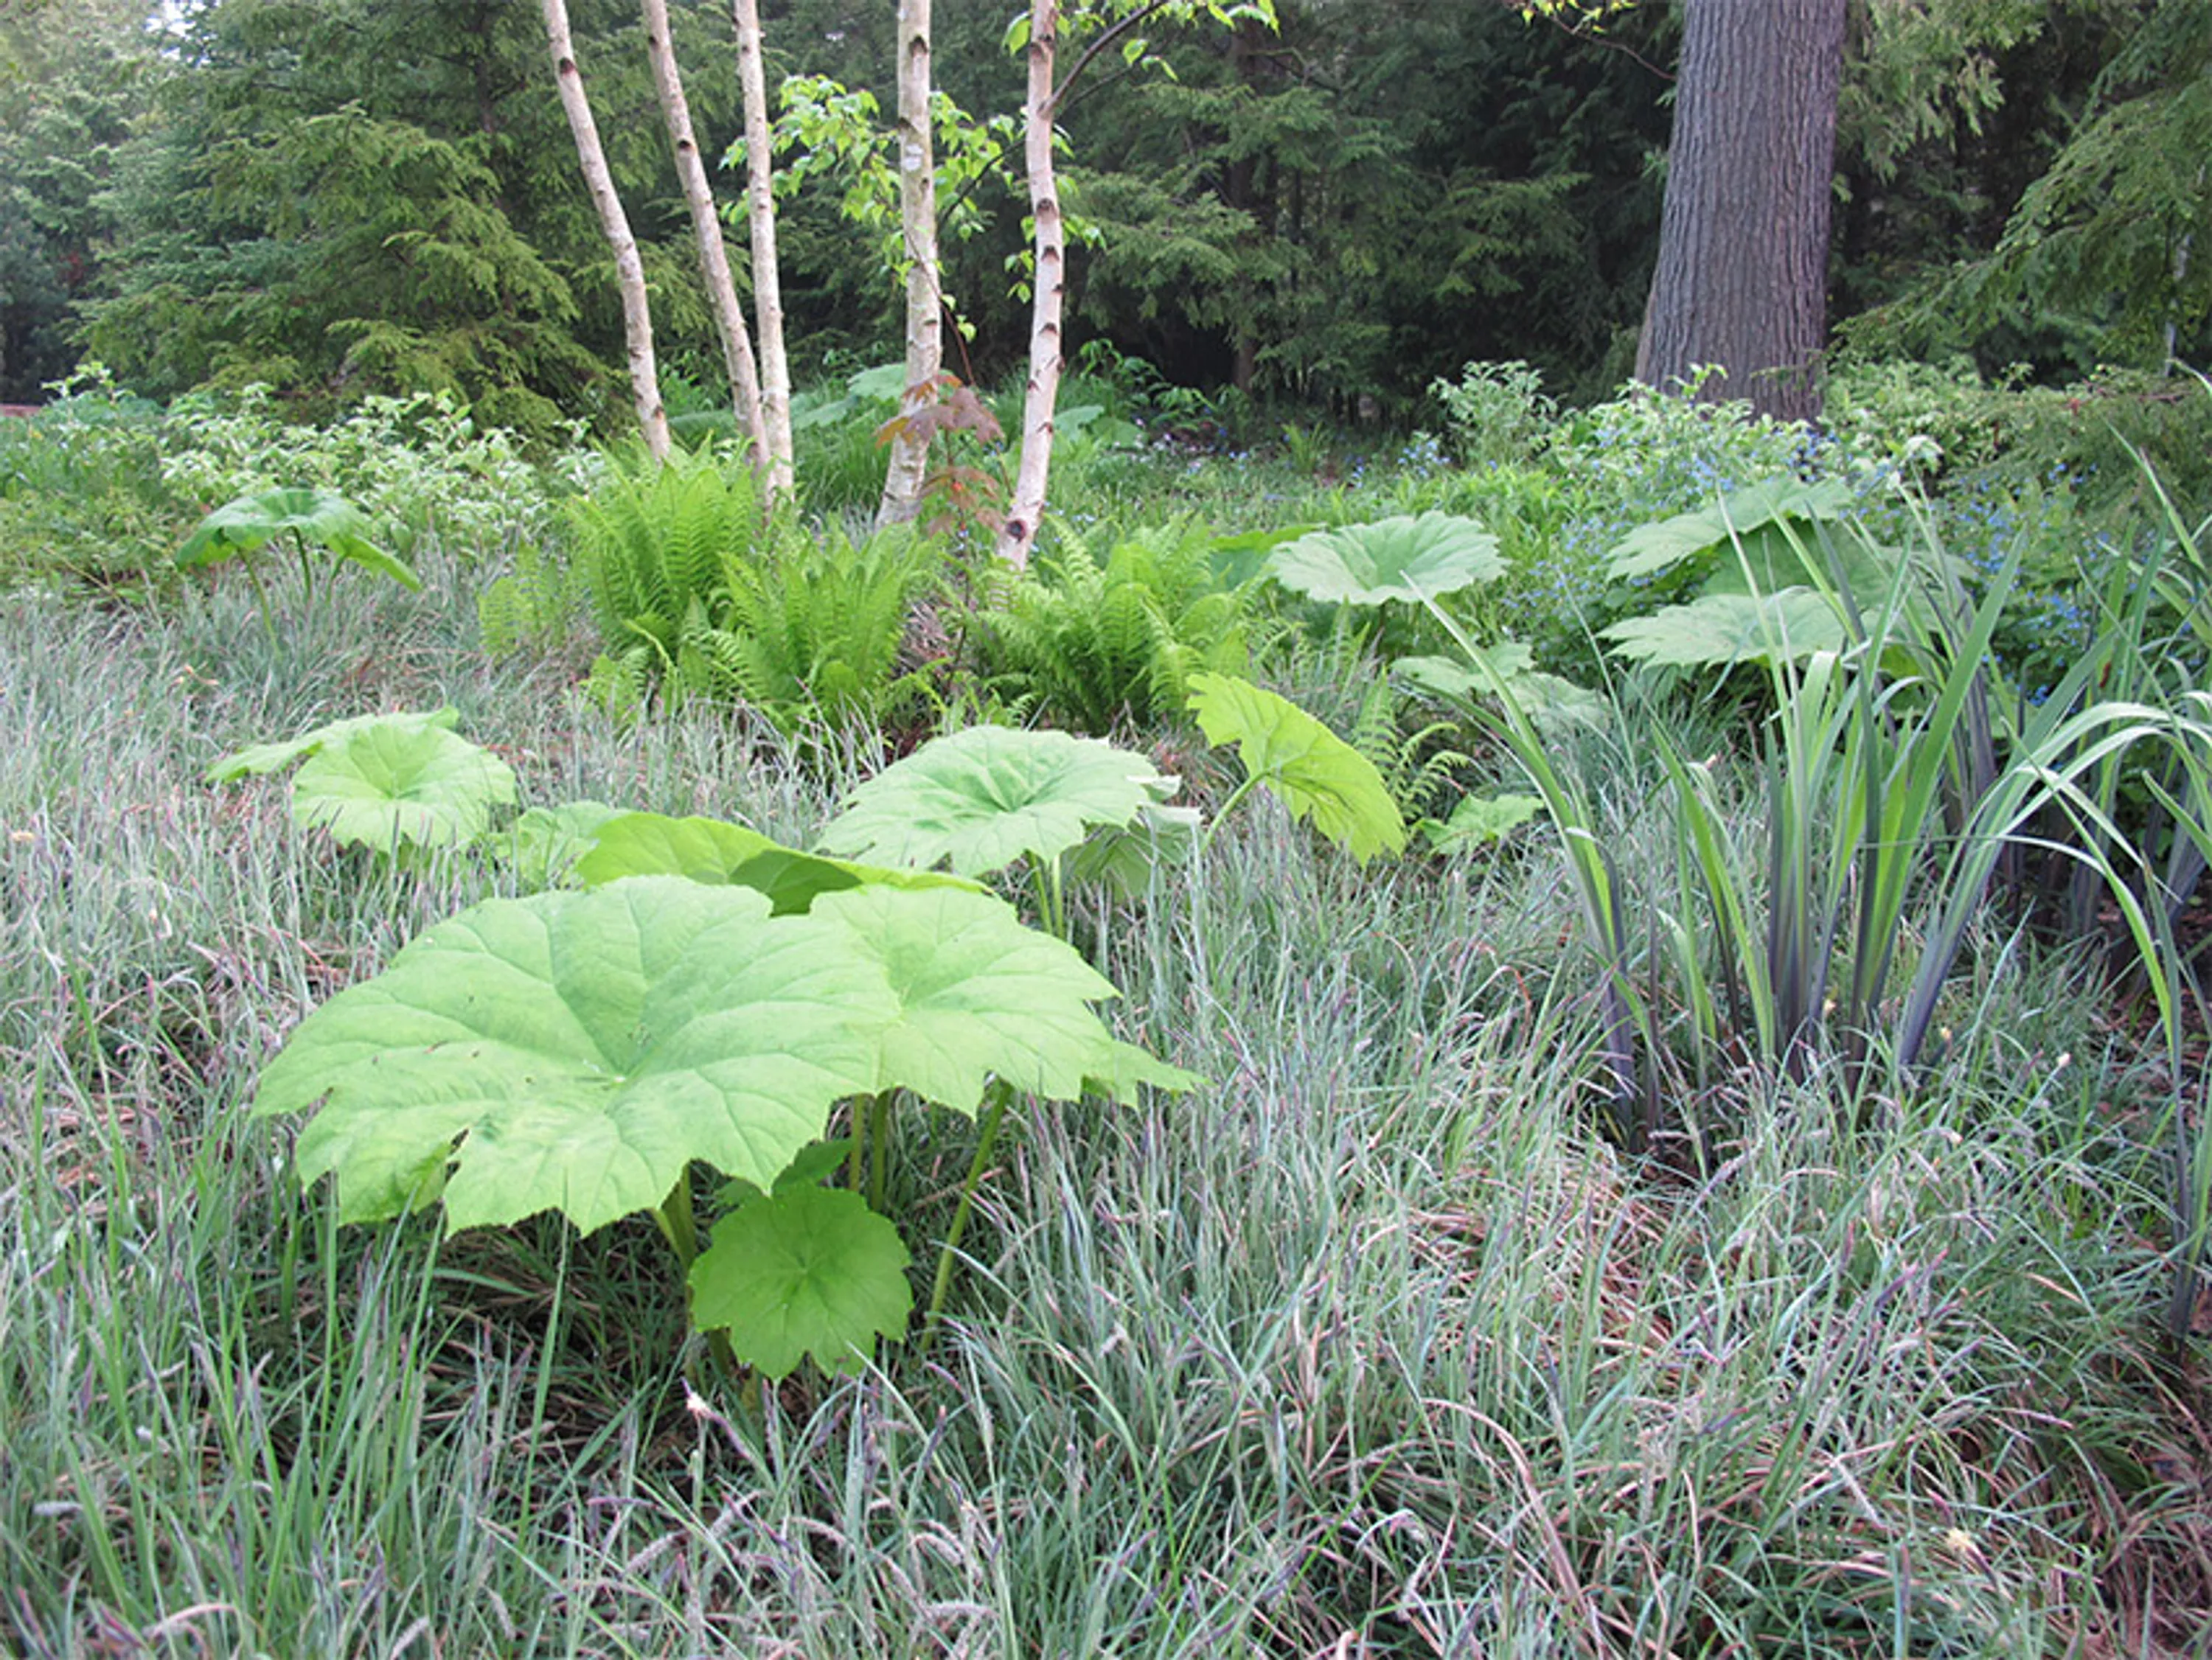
[4,362,2212,1655]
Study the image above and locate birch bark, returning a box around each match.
[732,0,795,497]
[641,0,768,467]
[877,0,942,527]
[543,0,669,460]
[995,0,1061,570]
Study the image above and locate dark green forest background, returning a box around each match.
[2,0,2205,433]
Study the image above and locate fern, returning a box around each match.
[1348,679,1472,820]
[978,517,1265,734]
[714,524,944,734]
[476,535,582,658]
[566,446,771,678]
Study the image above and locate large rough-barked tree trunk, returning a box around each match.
[1638,0,1848,423]
[543,0,669,460]
[732,0,794,498]
[996,0,1062,571]
[877,0,942,527]
[640,0,768,468]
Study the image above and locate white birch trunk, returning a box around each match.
[641,0,768,467]
[996,0,1062,570]
[732,0,795,498]
[877,0,942,527]
[543,0,669,461]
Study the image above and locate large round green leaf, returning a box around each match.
[689,1185,913,1378]
[178,485,420,590]
[1265,513,1503,607]
[1603,478,1854,582]
[291,721,519,851]
[254,879,897,1233]
[1600,590,1849,667]
[810,885,1194,1112]
[574,811,978,911]
[815,725,1175,878]
[207,707,460,784]
[1185,673,1407,863]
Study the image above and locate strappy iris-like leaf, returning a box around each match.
[178,485,420,590]
[253,879,897,1233]
[574,811,978,911]
[207,707,460,784]
[689,1185,913,1377]
[815,725,1175,877]
[291,721,519,851]
[1185,673,1407,862]
[1266,512,1504,607]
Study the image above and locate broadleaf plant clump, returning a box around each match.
[254,809,1195,1377]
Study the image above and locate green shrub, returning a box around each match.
[1429,359,1558,468]
[159,383,571,562]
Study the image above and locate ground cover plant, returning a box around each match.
[5,374,2212,1659]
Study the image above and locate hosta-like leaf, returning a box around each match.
[1062,802,1202,899]
[1601,590,1848,667]
[1266,513,1504,607]
[208,707,459,784]
[1394,654,1610,732]
[1422,792,1545,854]
[178,485,420,590]
[816,725,1175,877]
[291,722,519,851]
[575,811,977,911]
[689,1185,913,1377]
[1185,673,1407,862]
[1604,478,1854,581]
[501,801,627,890]
[809,885,1189,1112]
[253,879,896,1233]
[1392,645,1534,701]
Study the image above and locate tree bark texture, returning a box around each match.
[732,0,794,497]
[997,0,1062,571]
[877,0,942,527]
[543,0,669,460]
[1637,0,1847,423]
[641,0,768,467]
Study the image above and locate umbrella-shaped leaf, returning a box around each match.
[254,879,897,1234]
[178,485,420,590]
[208,707,460,784]
[1185,673,1407,863]
[292,721,519,851]
[1601,590,1848,668]
[1266,513,1504,607]
[816,725,1175,878]
[809,885,1193,1112]
[576,811,978,911]
[689,1185,913,1378]
[1604,478,1854,582]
